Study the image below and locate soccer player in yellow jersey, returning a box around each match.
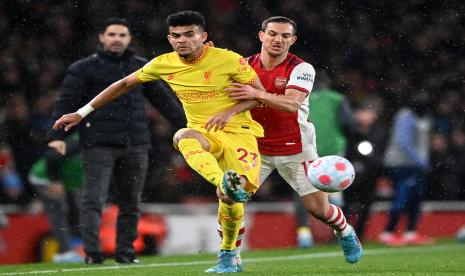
[53,11,263,273]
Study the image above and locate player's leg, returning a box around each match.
[302,191,362,263]
[112,145,149,264]
[277,149,362,263]
[215,154,274,271]
[379,167,410,245]
[34,184,83,263]
[217,220,245,268]
[402,168,434,245]
[173,128,224,187]
[206,132,261,273]
[81,147,116,264]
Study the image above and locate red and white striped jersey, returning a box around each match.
[248,53,316,155]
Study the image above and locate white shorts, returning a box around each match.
[259,146,319,197]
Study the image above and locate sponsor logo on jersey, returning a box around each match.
[167,74,175,80]
[274,77,287,89]
[296,72,314,82]
[175,90,220,103]
[239,58,247,65]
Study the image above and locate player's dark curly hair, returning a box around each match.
[262,16,297,35]
[166,10,206,31]
[100,18,131,33]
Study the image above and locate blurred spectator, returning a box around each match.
[29,92,56,145]
[0,144,24,203]
[379,91,435,246]
[432,96,454,135]
[427,131,457,200]
[344,96,388,241]
[309,70,357,159]
[2,94,43,204]
[449,127,465,199]
[29,134,83,263]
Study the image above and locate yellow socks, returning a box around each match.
[178,138,245,250]
[218,200,244,250]
[178,138,223,187]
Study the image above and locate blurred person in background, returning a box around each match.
[48,18,185,265]
[2,94,43,204]
[343,96,388,241]
[227,16,362,264]
[0,144,24,204]
[427,131,457,200]
[449,127,465,199]
[379,91,435,246]
[294,70,358,248]
[29,134,83,263]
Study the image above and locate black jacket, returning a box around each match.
[48,47,186,147]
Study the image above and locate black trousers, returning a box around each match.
[80,145,149,255]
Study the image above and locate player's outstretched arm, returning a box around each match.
[52,73,140,132]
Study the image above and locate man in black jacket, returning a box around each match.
[48,18,185,265]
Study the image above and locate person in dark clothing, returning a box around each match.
[343,97,388,241]
[48,18,186,265]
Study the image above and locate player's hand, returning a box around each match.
[52,113,83,132]
[48,140,66,155]
[45,182,65,199]
[205,111,233,132]
[226,83,260,100]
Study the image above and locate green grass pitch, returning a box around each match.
[1,241,464,275]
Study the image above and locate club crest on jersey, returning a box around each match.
[274,77,287,89]
[203,70,212,84]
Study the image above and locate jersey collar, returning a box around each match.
[179,45,210,66]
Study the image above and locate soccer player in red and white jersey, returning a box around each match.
[225,16,362,264]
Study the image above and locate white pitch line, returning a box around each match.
[1,244,463,275]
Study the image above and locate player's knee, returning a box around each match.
[172,128,210,151]
[173,128,189,145]
[173,128,196,149]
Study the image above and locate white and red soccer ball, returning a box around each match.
[307,155,355,193]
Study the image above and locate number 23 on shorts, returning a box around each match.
[236,148,258,170]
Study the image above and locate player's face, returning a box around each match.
[99,25,131,55]
[259,22,297,57]
[167,25,207,60]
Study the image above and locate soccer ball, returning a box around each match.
[307,155,355,193]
